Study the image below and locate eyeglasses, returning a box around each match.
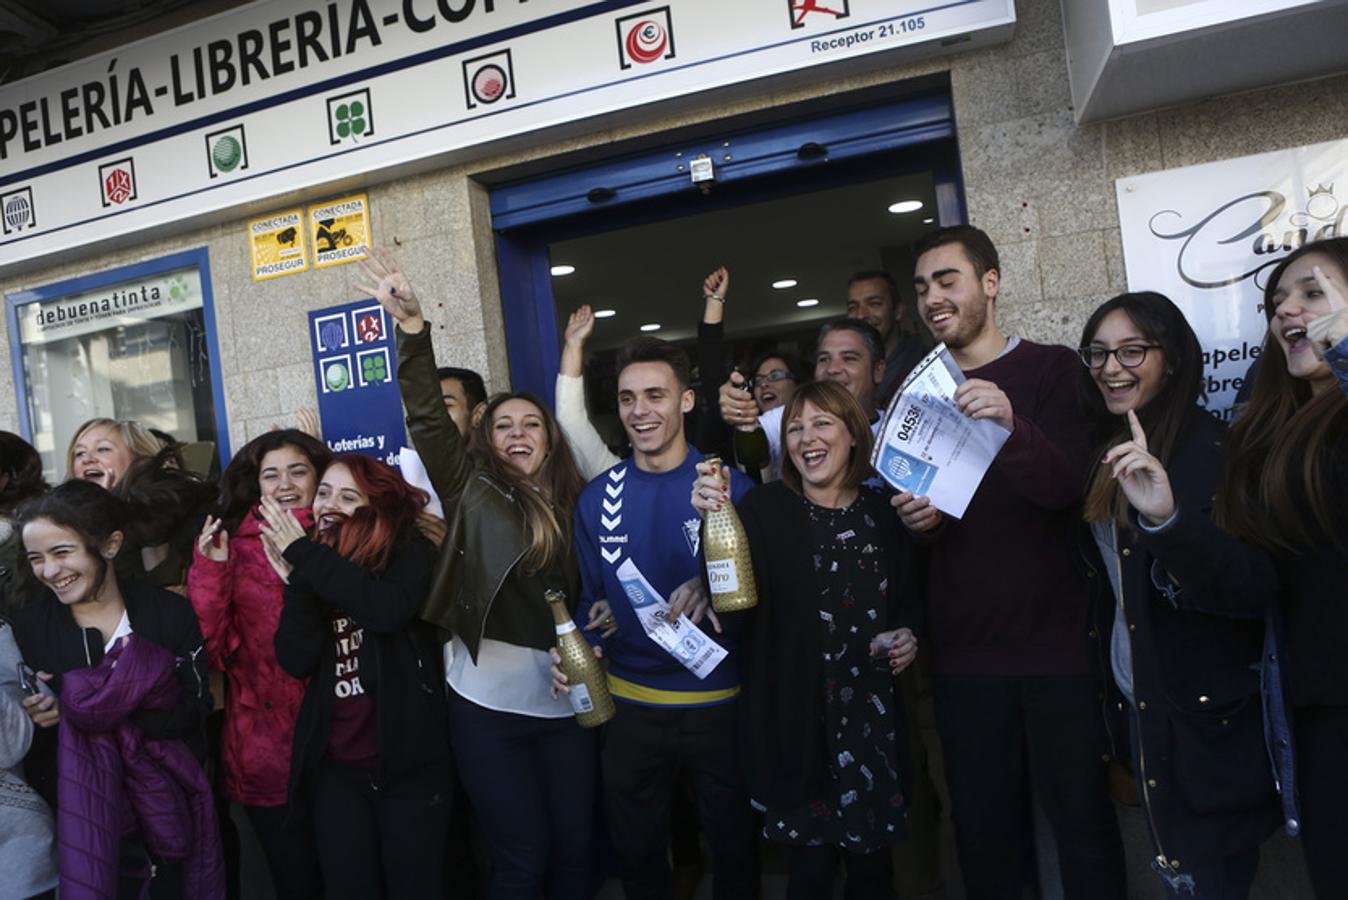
[751,369,795,388]
[1078,344,1163,369]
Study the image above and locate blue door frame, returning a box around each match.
[488,88,966,401]
[4,246,232,471]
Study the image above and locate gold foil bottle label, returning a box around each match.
[545,589,615,728]
[700,456,758,612]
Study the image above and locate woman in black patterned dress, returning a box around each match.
[693,380,919,899]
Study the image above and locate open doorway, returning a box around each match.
[547,169,943,452]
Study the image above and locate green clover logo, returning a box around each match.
[361,354,387,384]
[335,101,367,140]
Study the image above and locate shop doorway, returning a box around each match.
[488,78,964,449]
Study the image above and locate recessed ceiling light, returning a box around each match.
[772,279,798,289]
[550,264,576,276]
[922,217,935,224]
[888,200,924,214]
[594,309,617,318]
[796,298,820,308]
[640,323,661,332]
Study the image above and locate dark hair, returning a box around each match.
[316,454,428,574]
[470,392,585,574]
[17,480,129,600]
[846,270,899,307]
[749,347,805,383]
[0,432,48,514]
[614,337,693,390]
[913,225,1001,279]
[778,381,875,497]
[1217,237,1348,553]
[816,318,886,367]
[147,429,186,469]
[114,446,219,548]
[1078,292,1205,527]
[437,366,487,410]
[215,430,334,532]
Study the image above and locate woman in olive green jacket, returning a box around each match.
[357,250,600,900]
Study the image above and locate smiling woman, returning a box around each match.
[64,417,162,489]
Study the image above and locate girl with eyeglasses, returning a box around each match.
[1216,237,1348,896]
[1077,291,1286,899]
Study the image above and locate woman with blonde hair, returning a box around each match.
[65,418,163,490]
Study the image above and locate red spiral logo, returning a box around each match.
[625,20,667,64]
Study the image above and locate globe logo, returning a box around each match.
[325,361,350,392]
[212,136,242,173]
[3,194,32,231]
[888,456,912,480]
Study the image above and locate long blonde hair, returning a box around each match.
[65,418,164,481]
[471,393,584,573]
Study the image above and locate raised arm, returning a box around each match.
[556,305,620,480]
[355,248,473,503]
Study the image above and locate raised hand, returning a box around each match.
[690,460,730,513]
[891,490,943,533]
[1101,410,1175,526]
[258,496,307,555]
[197,515,229,562]
[717,372,759,427]
[1307,264,1348,356]
[954,379,1015,432]
[354,246,424,330]
[703,266,729,302]
[296,407,321,440]
[565,305,596,347]
[259,531,293,584]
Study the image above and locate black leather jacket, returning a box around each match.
[396,325,571,661]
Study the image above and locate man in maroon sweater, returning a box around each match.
[896,225,1126,899]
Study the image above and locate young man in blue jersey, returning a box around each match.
[568,337,757,900]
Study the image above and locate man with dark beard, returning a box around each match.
[895,225,1126,900]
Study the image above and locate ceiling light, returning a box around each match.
[922,217,935,224]
[772,279,798,289]
[640,323,661,332]
[888,200,924,214]
[594,309,616,318]
[796,298,820,308]
[550,264,576,276]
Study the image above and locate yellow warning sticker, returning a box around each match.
[249,209,309,281]
[308,194,371,269]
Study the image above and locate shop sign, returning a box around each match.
[309,194,371,269]
[308,298,404,466]
[0,0,1014,267]
[15,265,203,345]
[1116,138,1348,417]
[248,209,308,281]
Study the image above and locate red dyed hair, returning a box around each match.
[314,453,429,574]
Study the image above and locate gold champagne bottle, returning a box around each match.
[700,456,758,612]
[546,589,614,728]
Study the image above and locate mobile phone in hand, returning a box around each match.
[17,662,41,697]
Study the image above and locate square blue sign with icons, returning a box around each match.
[308,299,406,466]
[877,445,938,496]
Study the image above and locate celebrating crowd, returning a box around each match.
[0,227,1345,900]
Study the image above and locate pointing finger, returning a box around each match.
[1314,265,1347,312]
[1127,409,1147,451]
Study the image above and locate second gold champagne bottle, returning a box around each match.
[700,456,758,612]
[545,589,614,727]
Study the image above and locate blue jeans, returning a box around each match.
[448,688,597,900]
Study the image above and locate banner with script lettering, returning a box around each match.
[1116,139,1348,417]
[0,0,1013,267]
